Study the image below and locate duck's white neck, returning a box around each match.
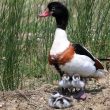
[50,28,70,55]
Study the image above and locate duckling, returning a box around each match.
[53,96,72,109]
[48,91,60,107]
[71,74,87,100]
[71,74,85,89]
[48,91,72,109]
[59,74,86,100]
[59,74,72,89]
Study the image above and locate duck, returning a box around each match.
[48,91,72,109]
[39,2,108,99]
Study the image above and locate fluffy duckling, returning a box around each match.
[71,74,85,89]
[59,74,85,89]
[48,91,72,109]
[59,74,72,89]
[59,74,86,100]
[71,74,87,100]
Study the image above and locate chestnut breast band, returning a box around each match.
[49,44,75,65]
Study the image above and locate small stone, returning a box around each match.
[0,102,4,108]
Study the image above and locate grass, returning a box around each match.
[0,0,110,90]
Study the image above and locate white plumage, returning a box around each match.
[50,28,107,78]
[71,75,85,89]
[50,28,70,55]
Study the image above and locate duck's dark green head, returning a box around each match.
[39,2,69,30]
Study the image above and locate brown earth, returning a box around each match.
[0,70,110,110]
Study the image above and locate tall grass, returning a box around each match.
[0,0,25,90]
[68,0,110,58]
[0,0,110,90]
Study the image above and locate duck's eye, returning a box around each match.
[52,7,55,11]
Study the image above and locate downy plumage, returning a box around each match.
[48,91,72,109]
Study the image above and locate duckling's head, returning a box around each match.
[72,74,80,81]
[62,74,70,81]
[54,97,72,109]
[51,91,61,98]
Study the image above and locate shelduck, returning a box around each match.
[39,2,108,99]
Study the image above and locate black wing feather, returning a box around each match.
[73,44,104,69]
[73,44,95,61]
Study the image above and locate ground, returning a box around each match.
[0,70,110,110]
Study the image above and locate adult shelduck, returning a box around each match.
[39,2,108,99]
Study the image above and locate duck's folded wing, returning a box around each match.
[73,44,104,69]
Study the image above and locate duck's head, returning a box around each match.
[39,2,69,30]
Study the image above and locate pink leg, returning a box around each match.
[74,89,87,100]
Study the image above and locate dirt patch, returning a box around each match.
[0,72,110,110]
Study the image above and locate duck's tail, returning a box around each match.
[98,58,110,61]
[94,69,108,78]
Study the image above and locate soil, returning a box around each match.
[0,70,110,110]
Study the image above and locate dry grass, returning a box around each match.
[0,69,109,110]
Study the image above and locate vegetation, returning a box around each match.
[0,0,110,90]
